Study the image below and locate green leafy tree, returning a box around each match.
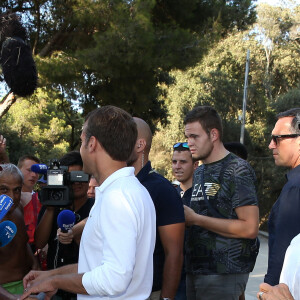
[150,2,300,230]
[0,88,83,163]
[0,0,256,130]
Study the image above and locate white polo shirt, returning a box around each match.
[280,233,300,300]
[78,167,156,299]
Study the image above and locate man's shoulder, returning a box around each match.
[221,154,256,178]
[144,170,179,197]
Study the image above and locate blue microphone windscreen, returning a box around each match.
[0,220,17,247]
[30,164,48,175]
[0,195,13,222]
[57,209,75,232]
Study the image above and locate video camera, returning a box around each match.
[32,160,89,206]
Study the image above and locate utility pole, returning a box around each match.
[240,49,250,144]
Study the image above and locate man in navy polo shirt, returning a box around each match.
[127,117,185,300]
[265,108,300,286]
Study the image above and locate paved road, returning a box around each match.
[245,233,268,300]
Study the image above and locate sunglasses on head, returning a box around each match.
[271,134,300,145]
[173,142,189,149]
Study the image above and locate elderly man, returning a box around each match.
[0,164,37,299]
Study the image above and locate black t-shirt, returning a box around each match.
[37,198,94,299]
[38,198,95,270]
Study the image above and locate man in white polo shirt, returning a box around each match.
[21,105,156,300]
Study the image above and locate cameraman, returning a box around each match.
[34,151,94,300]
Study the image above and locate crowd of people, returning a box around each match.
[0,105,299,300]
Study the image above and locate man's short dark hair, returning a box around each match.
[84,105,137,161]
[17,155,40,169]
[184,106,223,141]
[277,108,300,134]
[59,151,83,167]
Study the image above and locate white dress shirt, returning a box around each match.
[78,167,156,299]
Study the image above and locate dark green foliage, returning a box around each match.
[0,0,257,130]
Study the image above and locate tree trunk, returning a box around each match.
[0,92,17,118]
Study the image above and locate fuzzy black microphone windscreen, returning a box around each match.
[0,13,38,97]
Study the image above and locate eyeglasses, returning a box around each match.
[173,142,189,149]
[271,134,300,145]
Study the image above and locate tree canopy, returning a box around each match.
[1,0,256,130]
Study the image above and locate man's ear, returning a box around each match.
[88,136,97,152]
[210,128,219,142]
[136,138,146,153]
[193,160,199,170]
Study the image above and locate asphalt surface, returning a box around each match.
[245,232,269,300]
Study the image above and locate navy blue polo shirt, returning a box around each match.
[136,161,185,292]
[265,164,300,285]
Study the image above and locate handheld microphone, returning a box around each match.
[57,210,75,233]
[31,164,48,175]
[0,13,38,97]
[0,220,17,247]
[0,195,13,222]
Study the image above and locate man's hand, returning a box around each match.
[23,270,52,291]
[57,228,73,245]
[21,271,57,300]
[257,283,294,300]
[184,205,198,226]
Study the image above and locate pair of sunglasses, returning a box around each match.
[173,142,189,149]
[271,134,300,145]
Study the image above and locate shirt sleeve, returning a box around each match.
[82,190,138,296]
[265,186,300,286]
[279,236,300,299]
[154,182,185,227]
[231,161,258,208]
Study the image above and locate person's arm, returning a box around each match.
[0,286,39,300]
[184,204,259,239]
[265,186,300,286]
[0,135,9,164]
[26,243,40,270]
[21,264,83,300]
[34,207,55,249]
[159,222,185,299]
[0,286,18,300]
[258,283,294,300]
[23,264,78,287]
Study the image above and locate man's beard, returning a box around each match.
[192,143,213,162]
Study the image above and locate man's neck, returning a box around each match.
[203,143,229,165]
[73,196,88,212]
[22,186,33,193]
[132,155,149,176]
[95,160,127,185]
[180,179,193,192]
